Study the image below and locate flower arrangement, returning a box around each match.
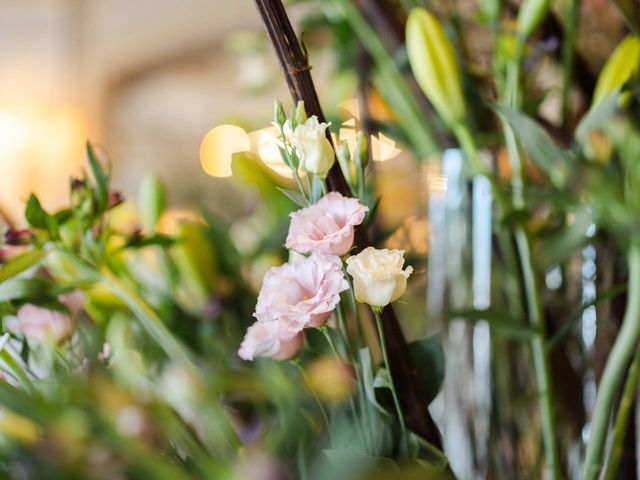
[1,0,640,479]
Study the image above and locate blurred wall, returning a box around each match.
[0,0,282,223]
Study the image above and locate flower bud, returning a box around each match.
[346,247,414,308]
[290,116,335,179]
[292,100,307,128]
[354,132,368,169]
[273,99,286,127]
[138,174,165,231]
[406,8,466,127]
[592,35,640,108]
[4,229,32,246]
[336,140,353,185]
[516,0,550,39]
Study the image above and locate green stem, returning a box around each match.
[501,40,560,479]
[603,344,640,480]
[561,0,580,127]
[373,309,409,455]
[320,327,366,447]
[336,303,373,453]
[292,361,332,435]
[515,229,560,478]
[584,245,640,480]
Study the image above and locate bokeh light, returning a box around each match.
[0,103,87,224]
[200,124,250,178]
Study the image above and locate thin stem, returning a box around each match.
[305,173,313,200]
[500,40,560,479]
[292,361,332,435]
[603,344,640,480]
[561,0,580,127]
[584,246,640,480]
[515,230,560,478]
[336,303,372,453]
[320,327,366,447]
[373,309,409,455]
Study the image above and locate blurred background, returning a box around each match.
[0,0,416,229]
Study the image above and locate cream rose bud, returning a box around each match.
[346,247,414,308]
[290,116,335,178]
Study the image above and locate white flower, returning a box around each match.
[290,116,335,178]
[345,247,414,308]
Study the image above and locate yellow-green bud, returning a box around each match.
[273,99,286,126]
[516,0,550,39]
[406,8,466,128]
[592,35,640,108]
[293,100,307,127]
[138,174,165,232]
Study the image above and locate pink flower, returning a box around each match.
[238,321,302,361]
[59,290,85,314]
[254,254,348,331]
[14,304,74,343]
[285,192,369,256]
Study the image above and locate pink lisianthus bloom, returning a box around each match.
[238,320,302,361]
[13,304,74,343]
[285,192,369,257]
[254,254,349,331]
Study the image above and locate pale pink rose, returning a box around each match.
[238,320,303,361]
[285,192,369,256]
[14,304,74,343]
[254,254,349,331]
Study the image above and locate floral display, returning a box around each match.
[0,0,639,479]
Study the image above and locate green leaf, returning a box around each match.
[612,0,640,33]
[495,106,570,187]
[86,141,110,212]
[536,206,594,268]
[575,89,620,146]
[125,234,175,249]
[0,278,51,303]
[276,187,307,208]
[0,250,46,283]
[25,195,56,236]
[549,283,627,350]
[407,335,445,404]
[359,347,392,417]
[447,308,536,340]
[0,341,34,394]
[410,434,453,476]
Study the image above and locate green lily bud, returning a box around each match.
[406,8,466,128]
[592,35,640,108]
[516,0,550,39]
[273,99,286,127]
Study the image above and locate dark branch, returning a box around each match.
[252,0,443,448]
